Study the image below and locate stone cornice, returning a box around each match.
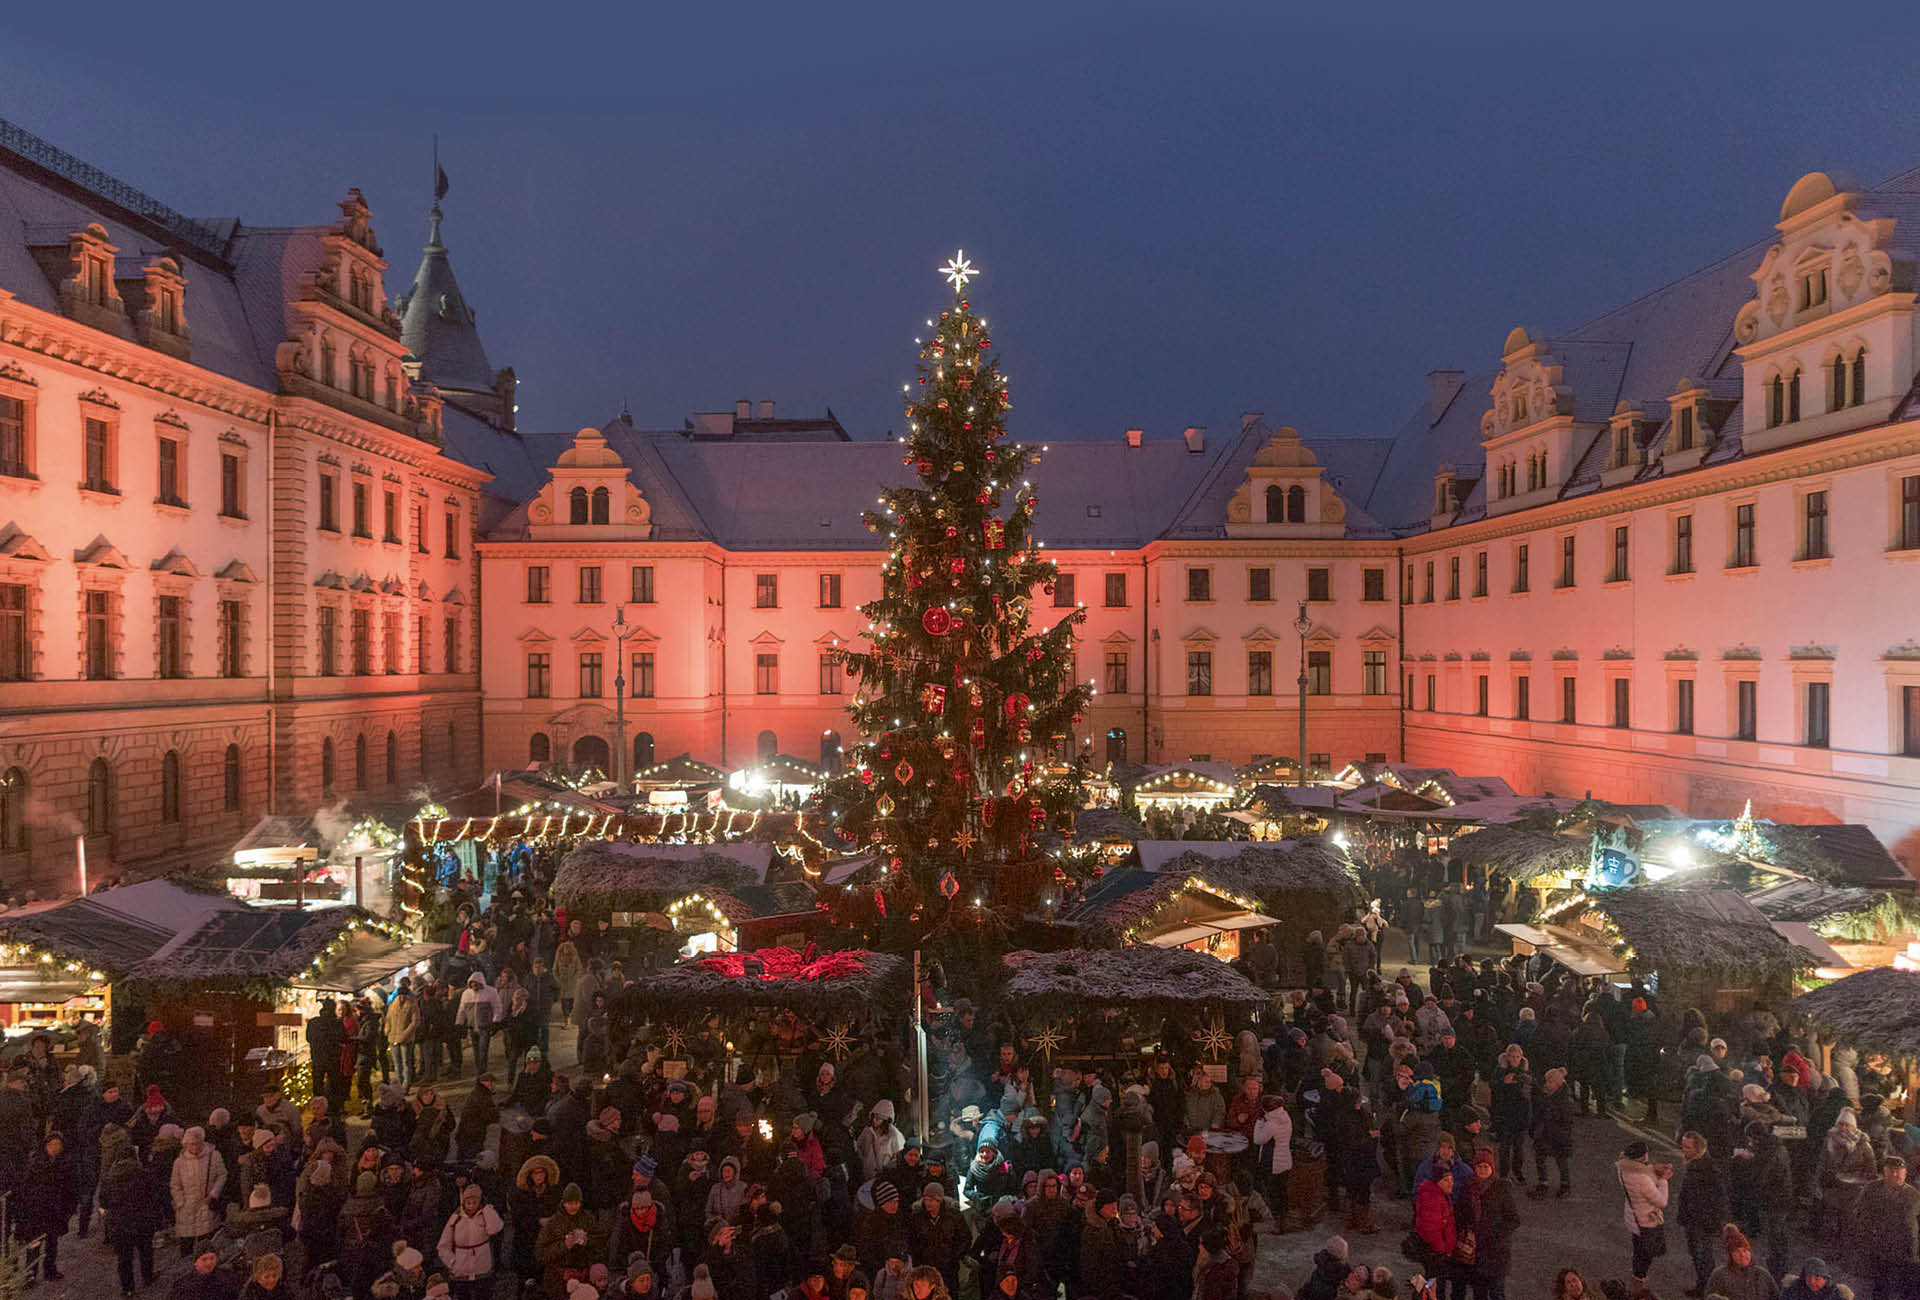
[277,397,491,489]
[476,538,724,561]
[1409,418,1920,552]
[0,292,271,424]
[1141,538,1401,560]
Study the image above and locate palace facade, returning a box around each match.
[1,115,1916,892]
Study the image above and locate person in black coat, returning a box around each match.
[1528,1068,1574,1197]
[100,1152,163,1296]
[168,1248,241,1300]
[24,1132,79,1280]
[1676,1130,1731,1295]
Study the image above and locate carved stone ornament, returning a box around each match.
[531,502,551,523]
[1733,301,1759,345]
[1227,497,1251,523]
[1766,279,1789,327]
[1838,250,1865,298]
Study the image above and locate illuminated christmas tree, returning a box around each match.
[822,252,1093,941]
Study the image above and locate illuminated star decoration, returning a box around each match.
[951,827,978,853]
[662,1027,687,1057]
[1027,1023,1065,1058]
[1193,1025,1233,1059]
[822,1022,855,1059]
[939,250,979,291]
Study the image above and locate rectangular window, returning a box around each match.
[1363,568,1386,602]
[1104,572,1127,607]
[1307,649,1331,695]
[1444,556,1458,600]
[1673,514,1694,574]
[1803,490,1829,559]
[1186,567,1211,602]
[0,584,28,681]
[819,652,843,695]
[1903,684,1920,757]
[1362,649,1388,695]
[633,651,654,698]
[157,436,183,506]
[1560,675,1577,723]
[318,605,338,676]
[1248,567,1273,603]
[386,615,400,673]
[1612,677,1630,729]
[1805,680,1830,748]
[631,565,656,604]
[579,651,603,698]
[83,418,113,491]
[1676,405,1695,451]
[351,607,372,674]
[351,480,370,537]
[1301,567,1329,603]
[414,614,426,674]
[1247,649,1273,696]
[1900,475,1920,550]
[1513,544,1530,593]
[318,473,338,531]
[1515,676,1531,720]
[83,591,112,679]
[1476,675,1489,716]
[818,572,841,608]
[1053,572,1076,607]
[1557,535,1576,588]
[755,573,778,608]
[220,453,243,517]
[0,395,28,478]
[443,616,459,673]
[1105,649,1129,695]
[1732,503,1756,568]
[1426,673,1436,710]
[1675,678,1695,734]
[526,566,550,604]
[1473,552,1487,597]
[157,594,184,678]
[578,566,602,604]
[1186,650,1212,696]
[754,652,778,695]
[383,490,400,543]
[413,501,428,553]
[1422,561,1434,602]
[443,507,461,558]
[1610,525,1630,582]
[1403,564,1414,604]
[526,652,550,698]
[219,599,244,677]
[1734,678,1758,740]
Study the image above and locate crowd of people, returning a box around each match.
[0,851,1916,1300]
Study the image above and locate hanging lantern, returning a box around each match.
[894,759,914,783]
[970,716,987,750]
[938,871,960,899]
[876,794,896,817]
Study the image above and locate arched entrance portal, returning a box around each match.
[571,734,611,773]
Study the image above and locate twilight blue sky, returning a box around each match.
[8,2,1920,442]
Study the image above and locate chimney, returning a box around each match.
[1183,425,1206,453]
[758,399,774,420]
[1427,370,1465,426]
[1124,428,1143,448]
[735,399,752,421]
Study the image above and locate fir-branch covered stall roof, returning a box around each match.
[1792,967,1920,1061]
[1565,888,1814,977]
[550,843,768,913]
[611,947,909,1023]
[999,947,1267,1016]
[1449,824,1590,882]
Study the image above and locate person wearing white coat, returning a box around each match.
[169,1125,227,1255]
[436,1183,503,1300]
[1252,1096,1294,1226]
[857,1098,906,1182]
[1615,1140,1672,1288]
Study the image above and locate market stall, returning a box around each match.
[1791,967,1920,1120]
[996,946,1268,1066]
[550,841,818,961]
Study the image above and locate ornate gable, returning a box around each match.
[528,427,655,541]
[1481,327,1592,516]
[1224,424,1346,538]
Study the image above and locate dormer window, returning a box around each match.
[1612,424,1633,468]
[1799,267,1828,312]
[1676,405,1696,451]
[591,486,610,525]
[83,256,109,307]
[569,486,589,525]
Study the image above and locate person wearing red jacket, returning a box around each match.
[1413,1167,1461,1297]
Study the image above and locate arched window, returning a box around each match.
[1106,728,1128,763]
[590,486,610,525]
[633,731,654,769]
[1264,484,1284,523]
[353,734,368,790]
[756,730,777,762]
[385,730,398,787]
[1830,355,1848,412]
[1768,374,1785,427]
[321,738,336,793]
[86,758,112,837]
[820,731,842,773]
[1851,348,1867,406]
[0,767,25,852]
[529,732,551,765]
[568,486,589,524]
[223,745,242,812]
[161,750,182,824]
[1788,368,1802,422]
[1286,484,1306,523]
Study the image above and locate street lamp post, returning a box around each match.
[1293,600,1312,789]
[612,607,635,789]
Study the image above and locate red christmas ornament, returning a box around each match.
[970,716,987,750]
[873,890,887,917]
[894,759,914,783]
[920,683,947,714]
[859,768,875,785]
[963,422,972,431]
[985,450,996,461]
[948,557,965,575]
[921,607,954,636]
[938,871,959,899]
[976,491,991,505]
[1004,692,1031,719]
[945,526,958,539]
[1029,804,1046,826]
[984,519,1005,549]
[918,458,933,475]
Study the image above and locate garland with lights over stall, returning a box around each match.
[991,946,1267,1069]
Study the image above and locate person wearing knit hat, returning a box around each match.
[565,1280,598,1300]
[1706,1222,1774,1300]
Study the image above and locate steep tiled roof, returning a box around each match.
[395,205,496,396]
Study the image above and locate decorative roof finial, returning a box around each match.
[429,134,449,247]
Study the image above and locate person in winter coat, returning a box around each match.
[339,1170,397,1295]
[170,1246,241,1300]
[605,1189,671,1278]
[100,1152,162,1296]
[533,1183,604,1298]
[1616,1140,1673,1288]
[384,982,421,1091]
[705,1155,747,1228]
[1412,1167,1458,1275]
[1677,1130,1731,1294]
[455,973,504,1078]
[907,1183,969,1296]
[296,1157,346,1268]
[170,1125,228,1256]
[1463,1148,1517,1300]
[1854,1156,1920,1300]
[509,1155,562,1279]
[1530,1067,1574,1197]
[238,1253,292,1300]
[1732,1120,1796,1278]
[1182,1067,1226,1137]
[857,1100,906,1182]
[436,1182,504,1300]
[1252,1094,1294,1224]
[1707,1223,1784,1300]
[1077,1189,1129,1300]
[454,1074,498,1162]
[24,1132,78,1281]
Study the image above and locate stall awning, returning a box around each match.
[1146,912,1280,947]
[1769,921,1850,970]
[1543,945,1624,977]
[1495,922,1557,947]
[291,936,448,994]
[0,967,96,1002]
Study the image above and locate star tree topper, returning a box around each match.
[939,250,979,290]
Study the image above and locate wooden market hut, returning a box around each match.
[1507,888,1814,1018]
[550,841,818,959]
[997,946,1269,1065]
[1791,967,1920,1117]
[1449,823,1590,889]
